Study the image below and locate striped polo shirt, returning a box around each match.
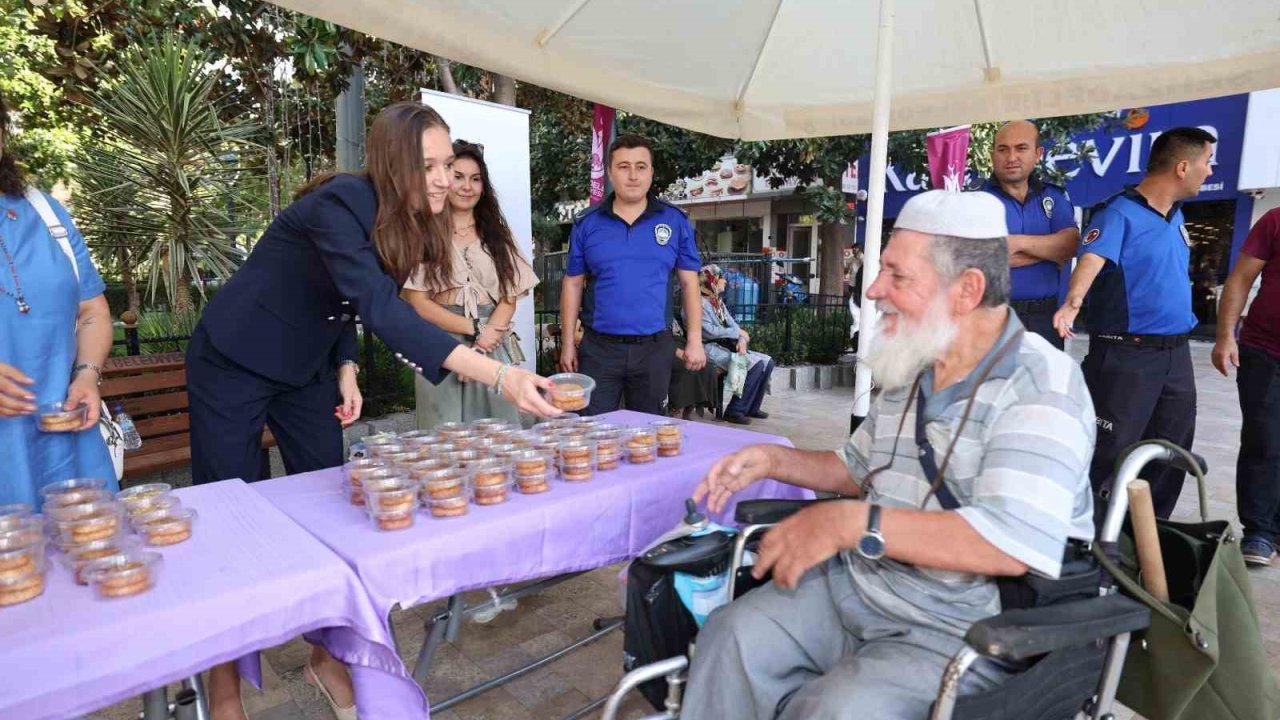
[839,311,1096,637]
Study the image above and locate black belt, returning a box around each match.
[1093,333,1189,349]
[586,327,667,344]
[1010,296,1057,315]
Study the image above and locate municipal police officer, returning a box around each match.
[559,134,706,416]
[1054,126,1216,518]
[980,120,1078,348]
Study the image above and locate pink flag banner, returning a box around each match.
[589,104,616,205]
[925,125,971,191]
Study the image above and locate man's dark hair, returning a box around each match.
[608,134,655,166]
[0,92,26,197]
[1147,126,1216,174]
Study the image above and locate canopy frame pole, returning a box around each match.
[852,0,896,424]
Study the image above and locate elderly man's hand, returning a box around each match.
[752,500,863,590]
[692,444,775,514]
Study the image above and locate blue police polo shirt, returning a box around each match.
[566,194,701,335]
[1079,187,1197,336]
[979,176,1076,300]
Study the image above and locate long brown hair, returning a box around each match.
[296,101,451,286]
[0,92,27,197]
[452,140,521,298]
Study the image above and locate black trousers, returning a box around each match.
[187,325,343,485]
[1236,343,1280,543]
[1082,340,1196,518]
[578,329,675,416]
[1019,307,1065,351]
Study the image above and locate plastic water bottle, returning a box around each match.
[112,403,143,450]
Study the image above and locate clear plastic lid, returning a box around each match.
[40,478,109,505]
[132,507,198,534]
[360,433,401,447]
[0,504,32,525]
[367,443,409,459]
[363,486,419,513]
[0,520,44,551]
[115,483,172,503]
[468,458,513,483]
[435,421,473,438]
[121,494,181,518]
[46,499,122,524]
[651,419,684,442]
[84,550,162,597]
[557,440,597,464]
[405,458,454,480]
[625,427,658,445]
[347,467,405,489]
[37,402,88,431]
[444,449,486,467]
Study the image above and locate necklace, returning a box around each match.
[0,232,29,314]
[453,222,476,235]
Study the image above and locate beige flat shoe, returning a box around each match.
[304,662,357,720]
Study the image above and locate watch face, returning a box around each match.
[858,533,885,560]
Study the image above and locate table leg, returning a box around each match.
[412,595,459,686]
[140,688,169,720]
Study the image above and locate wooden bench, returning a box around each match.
[102,352,276,480]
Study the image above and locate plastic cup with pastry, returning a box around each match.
[37,401,89,433]
[401,434,449,455]
[510,450,552,494]
[545,373,595,412]
[572,418,605,432]
[588,430,624,471]
[0,529,45,597]
[625,428,658,464]
[534,415,579,432]
[343,458,391,486]
[485,442,521,461]
[366,442,409,460]
[651,419,684,457]
[395,430,435,443]
[39,478,109,509]
[52,503,126,546]
[0,504,32,533]
[435,421,473,439]
[62,534,142,585]
[444,448,486,469]
[0,552,46,607]
[419,466,470,504]
[557,439,597,469]
[0,519,44,553]
[444,430,483,450]
[485,427,521,444]
[84,551,161,599]
[346,466,404,506]
[405,458,453,484]
[426,488,473,519]
[363,480,418,514]
[133,507,198,547]
[469,458,514,506]
[559,461,595,483]
[369,507,417,531]
[116,484,179,518]
[468,418,513,435]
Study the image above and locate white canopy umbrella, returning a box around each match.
[270,0,1280,417]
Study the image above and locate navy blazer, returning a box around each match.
[198,174,457,387]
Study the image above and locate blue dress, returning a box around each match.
[0,191,116,508]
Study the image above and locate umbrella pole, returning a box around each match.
[851,0,896,432]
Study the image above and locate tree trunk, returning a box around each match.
[494,74,516,106]
[119,248,140,314]
[818,222,850,298]
[437,57,460,95]
[173,272,194,315]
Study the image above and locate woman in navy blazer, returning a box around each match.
[187,101,561,719]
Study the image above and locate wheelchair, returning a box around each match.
[602,441,1207,720]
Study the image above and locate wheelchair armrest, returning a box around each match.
[733,498,823,525]
[963,594,1150,663]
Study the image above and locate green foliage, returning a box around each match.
[110,308,201,356]
[79,35,265,311]
[358,330,417,414]
[745,305,852,366]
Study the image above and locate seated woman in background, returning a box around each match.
[667,317,720,420]
[402,140,538,428]
[692,264,775,425]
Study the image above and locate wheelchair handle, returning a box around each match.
[1099,441,1210,545]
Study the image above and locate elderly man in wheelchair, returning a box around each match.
[609,191,1161,720]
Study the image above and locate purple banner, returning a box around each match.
[590,104,615,205]
[926,125,971,191]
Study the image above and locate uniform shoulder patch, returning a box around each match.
[1083,228,1101,245]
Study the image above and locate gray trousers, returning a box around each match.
[680,557,1009,720]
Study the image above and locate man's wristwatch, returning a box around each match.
[856,504,886,561]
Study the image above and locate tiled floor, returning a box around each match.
[89,336,1276,720]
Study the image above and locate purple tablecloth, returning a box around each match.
[0,479,423,720]
[253,410,810,624]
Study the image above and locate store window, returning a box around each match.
[694,218,764,256]
[1184,200,1235,325]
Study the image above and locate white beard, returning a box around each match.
[863,295,958,392]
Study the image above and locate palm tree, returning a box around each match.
[81,35,262,313]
